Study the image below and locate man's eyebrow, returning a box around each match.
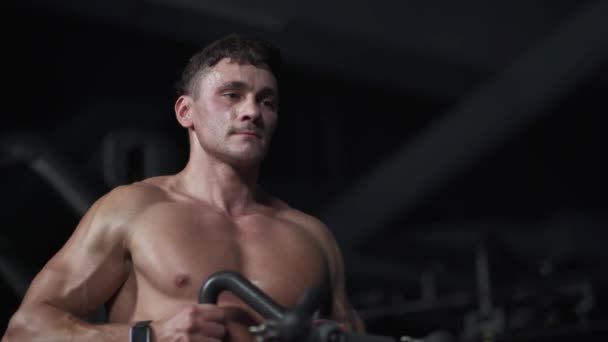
[257,87,277,98]
[217,81,277,97]
[216,81,248,92]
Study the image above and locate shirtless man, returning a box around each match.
[2,34,363,342]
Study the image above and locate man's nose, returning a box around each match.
[237,95,261,122]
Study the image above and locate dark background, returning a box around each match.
[2,1,608,341]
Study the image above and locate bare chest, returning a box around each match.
[128,203,328,311]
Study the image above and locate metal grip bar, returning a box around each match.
[312,323,396,342]
[347,333,397,342]
[200,271,400,342]
[199,271,286,320]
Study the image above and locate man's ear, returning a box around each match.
[175,95,193,128]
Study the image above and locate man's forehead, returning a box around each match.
[201,59,277,89]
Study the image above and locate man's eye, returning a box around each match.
[261,99,275,108]
[223,93,240,100]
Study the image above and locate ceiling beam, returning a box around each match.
[19,0,486,100]
[320,0,608,258]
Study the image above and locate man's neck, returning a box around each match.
[175,151,260,216]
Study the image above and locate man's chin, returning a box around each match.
[224,150,266,168]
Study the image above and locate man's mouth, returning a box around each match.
[235,130,261,138]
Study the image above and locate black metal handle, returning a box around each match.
[199,271,400,342]
[347,333,398,342]
[199,271,286,320]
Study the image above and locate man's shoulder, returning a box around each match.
[278,208,325,230]
[101,180,168,208]
[260,192,323,227]
[88,178,171,226]
[272,203,335,243]
[274,206,343,273]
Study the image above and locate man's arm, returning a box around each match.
[2,185,145,342]
[322,229,366,333]
[298,214,366,333]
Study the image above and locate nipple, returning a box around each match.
[174,274,190,288]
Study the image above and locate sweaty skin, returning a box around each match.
[2,59,363,342]
[109,178,335,341]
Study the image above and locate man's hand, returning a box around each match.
[151,304,226,342]
[312,319,346,331]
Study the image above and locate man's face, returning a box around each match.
[189,58,278,166]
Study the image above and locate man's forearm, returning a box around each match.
[3,303,130,342]
[343,307,366,333]
[351,312,366,333]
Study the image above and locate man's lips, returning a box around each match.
[234,131,261,138]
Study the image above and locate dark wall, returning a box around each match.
[3,2,608,341]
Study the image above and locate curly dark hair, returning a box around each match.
[176,33,281,97]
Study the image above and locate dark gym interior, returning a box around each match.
[3,1,608,341]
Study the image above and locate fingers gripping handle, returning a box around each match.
[199,271,399,342]
[312,323,396,342]
[199,271,286,320]
[347,334,397,342]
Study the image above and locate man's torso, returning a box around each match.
[105,179,329,341]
